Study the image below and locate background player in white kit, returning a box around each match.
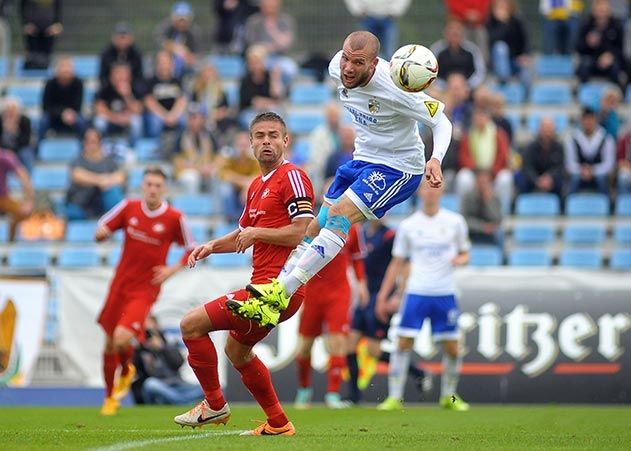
[231,31,453,328]
[375,182,470,411]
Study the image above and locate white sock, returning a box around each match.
[440,354,461,398]
[279,240,310,278]
[388,348,411,401]
[281,228,345,296]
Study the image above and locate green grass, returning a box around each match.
[1,405,630,450]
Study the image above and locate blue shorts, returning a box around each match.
[351,293,390,339]
[397,294,460,341]
[324,160,422,219]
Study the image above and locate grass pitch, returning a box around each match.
[1,404,630,450]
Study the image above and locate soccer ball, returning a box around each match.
[389,44,438,93]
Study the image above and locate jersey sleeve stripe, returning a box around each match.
[288,170,306,197]
[179,216,196,248]
[98,199,128,227]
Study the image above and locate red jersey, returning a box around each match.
[239,161,314,290]
[100,199,194,296]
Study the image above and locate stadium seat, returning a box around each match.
[32,166,70,191]
[291,137,311,166]
[72,55,99,79]
[57,246,101,267]
[610,249,631,270]
[388,197,414,216]
[83,86,96,106]
[209,55,244,79]
[492,83,525,105]
[213,223,239,238]
[505,112,521,134]
[529,83,572,105]
[0,57,7,77]
[167,248,185,266]
[0,220,8,242]
[526,113,570,134]
[7,85,44,108]
[106,248,121,266]
[224,84,239,107]
[8,246,51,268]
[39,138,81,162]
[615,194,631,216]
[135,138,160,161]
[189,223,209,243]
[12,56,52,78]
[209,252,251,267]
[171,194,215,216]
[577,82,611,110]
[65,220,98,242]
[562,224,606,245]
[613,224,631,245]
[559,248,603,268]
[514,193,560,216]
[289,83,332,105]
[535,55,574,78]
[512,224,556,245]
[469,246,503,266]
[565,193,610,217]
[508,248,552,267]
[441,193,460,212]
[287,112,325,134]
[127,167,145,191]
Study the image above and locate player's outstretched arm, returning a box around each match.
[188,229,241,268]
[235,217,311,253]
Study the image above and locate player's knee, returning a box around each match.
[397,337,414,351]
[224,341,253,366]
[179,311,200,339]
[443,340,459,358]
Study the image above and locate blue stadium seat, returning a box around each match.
[512,224,556,245]
[0,220,8,242]
[190,223,209,243]
[508,248,552,267]
[171,194,215,216]
[32,166,70,191]
[610,250,631,270]
[65,220,98,242]
[526,113,570,134]
[224,84,239,107]
[469,246,503,266]
[559,248,603,268]
[209,252,251,267]
[441,193,460,212]
[613,224,631,245]
[577,82,610,110]
[135,138,160,161]
[289,84,331,105]
[529,83,572,105]
[562,224,606,245]
[291,137,311,166]
[615,194,631,216]
[127,167,145,191]
[72,55,99,79]
[0,57,7,77]
[492,83,525,105]
[83,86,96,106]
[535,55,574,78]
[388,197,414,216]
[57,246,101,267]
[13,56,52,78]
[505,112,521,134]
[8,246,51,268]
[213,223,239,238]
[106,248,121,266]
[514,193,560,216]
[287,112,325,134]
[167,248,185,266]
[565,193,610,217]
[209,55,244,79]
[39,138,81,162]
[7,85,44,108]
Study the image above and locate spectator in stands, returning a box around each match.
[516,117,565,197]
[444,0,491,62]
[575,0,624,87]
[94,63,144,146]
[0,146,34,241]
[173,104,218,194]
[217,130,260,222]
[461,169,503,245]
[189,63,235,139]
[324,125,355,180]
[539,0,583,55]
[0,98,34,173]
[131,316,203,405]
[244,0,297,84]
[65,128,125,220]
[486,0,531,89]
[430,20,487,89]
[598,87,622,138]
[40,57,85,141]
[455,107,512,207]
[564,107,616,196]
[237,44,285,128]
[144,51,188,139]
[488,92,513,145]
[99,22,144,89]
[307,101,343,195]
[617,121,631,194]
[344,0,411,59]
[213,0,258,54]
[21,0,62,70]
[156,2,200,79]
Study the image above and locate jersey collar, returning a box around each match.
[142,201,168,218]
[261,160,289,182]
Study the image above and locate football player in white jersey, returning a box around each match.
[375,182,470,411]
[229,31,452,328]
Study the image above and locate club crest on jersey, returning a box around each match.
[363,171,387,192]
[152,223,165,233]
[129,217,139,226]
[368,97,380,114]
[261,188,271,199]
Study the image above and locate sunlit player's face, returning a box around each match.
[340,44,377,89]
[142,174,166,207]
[250,121,288,166]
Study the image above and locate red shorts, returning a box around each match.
[98,288,157,341]
[298,284,351,337]
[204,288,303,347]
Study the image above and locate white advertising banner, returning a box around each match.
[0,278,48,386]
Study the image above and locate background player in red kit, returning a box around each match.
[174,112,314,436]
[95,166,195,416]
[294,223,367,409]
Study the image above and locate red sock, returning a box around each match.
[119,345,134,376]
[327,355,346,394]
[103,352,119,398]
[296,356,311,388]
[183,336,226,410]
[235,356,288,428]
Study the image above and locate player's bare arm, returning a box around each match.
[375,256,406,323]
[95,224,112,242]
[451,250,470,267]
[151,263,182,286]
[188,229,240,268]
[235,217,311,254]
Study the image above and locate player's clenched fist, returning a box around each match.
[188,243,213,268]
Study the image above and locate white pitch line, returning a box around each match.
[88,430,248,451]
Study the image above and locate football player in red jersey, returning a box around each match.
[95,166,195,416]
[174,112,314,436]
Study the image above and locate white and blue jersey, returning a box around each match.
[392,208,470,341]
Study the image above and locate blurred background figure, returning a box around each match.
[598,87,622,138]
[213,0,258,54]
[189,63,236,139]
[444,0,491,61]
[21,0,63,69]
[461,169,504,245]
[539,0,583,55]
[323,125,355,181]
[156,1,200,79]
[0,146,34,241]
[307,102,343,195]
[99,22,144,89]
[617,121,631,195]
[0,98,34,173]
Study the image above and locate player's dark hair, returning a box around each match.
[143,166,167,180]
[250,111,287,135]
